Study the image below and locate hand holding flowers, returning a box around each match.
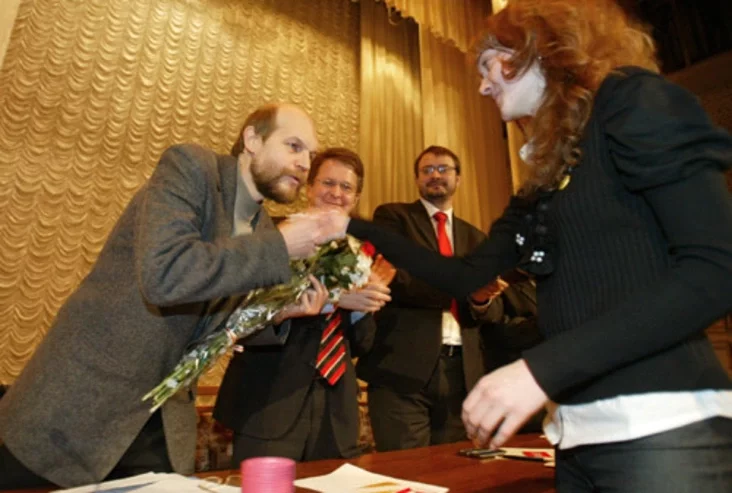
[338,283,391,312]
[143,235,373,412]
[338,255,396,312]
[272,275,329,324]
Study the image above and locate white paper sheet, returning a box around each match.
[499,447,555,461]
[52,472,239,493]
[294,463,448,493]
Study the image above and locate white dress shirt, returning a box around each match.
[544,390,732,450]
[419,199,461,346]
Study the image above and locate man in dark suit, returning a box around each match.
[357,145,486,451]
[215,148,394,463]
[469,276,541,372]
[0,103,344,489]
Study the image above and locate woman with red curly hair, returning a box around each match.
[339,0,732,490]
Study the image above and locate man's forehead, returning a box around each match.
[319,159,358,179]
[273,107,318,148]
[419,153,454,165]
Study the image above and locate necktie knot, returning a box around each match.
[433,211,447,225]
[433,211,452,257]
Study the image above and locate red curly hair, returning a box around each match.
[475,0,659,193]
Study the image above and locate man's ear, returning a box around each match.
[243,126,263,155]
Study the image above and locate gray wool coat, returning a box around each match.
[0,144,292,487]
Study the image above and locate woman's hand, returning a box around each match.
[462,359,548,449]
[338,283,392,312]
[273,275,329,323]
[278,209,350,259]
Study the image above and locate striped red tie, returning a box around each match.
[315,311,347,385]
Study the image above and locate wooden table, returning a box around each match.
[7,435,555,493]
[203,434,555,493]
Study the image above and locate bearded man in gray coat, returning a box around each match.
[0,103,342,489]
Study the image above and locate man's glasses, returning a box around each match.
[419,165,458,176]
[316,178,357,196]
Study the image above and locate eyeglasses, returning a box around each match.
[315,178,357,196]
[418,165,458,176]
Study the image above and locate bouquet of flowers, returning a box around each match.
[143,235,374,412]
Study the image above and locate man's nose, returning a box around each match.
[329,185,344,198]
[295,151,310,171]
[479,79,491,96]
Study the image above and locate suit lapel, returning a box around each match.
[453,218,471,257]
[253,208,275,232]
[200,157,280,343]
[513,280,537,305]
[408,201,439,251]
[217,154,238,240]
[410,201,470,256]
[195,155,247,342]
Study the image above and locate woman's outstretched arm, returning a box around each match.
[347,201,524,300]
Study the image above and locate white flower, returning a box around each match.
[530,250,545,263]
[353,253,372,285]
[346,235,362,252]
[515,234,525,246]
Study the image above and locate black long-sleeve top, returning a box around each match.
[349,67,732,404]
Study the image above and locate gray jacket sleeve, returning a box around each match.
[133,144,291,307]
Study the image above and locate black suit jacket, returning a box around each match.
[477,280,541,372]
[356,201,486,394]
[214,311,373,457]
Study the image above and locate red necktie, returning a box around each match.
[315,311,346,385]
[433,212,460,323]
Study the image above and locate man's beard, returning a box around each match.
[422,179,454,201]
[251,157,305,204]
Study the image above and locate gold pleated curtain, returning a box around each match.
[0,0,361,383]
[380,0,525,195]
[488,0,527,192]
[0,0,510,384]
[357,0,424,217]
[0,1,21,70]
[383,0,492,53]
[357,1,510,230]
[419,30,510,231]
